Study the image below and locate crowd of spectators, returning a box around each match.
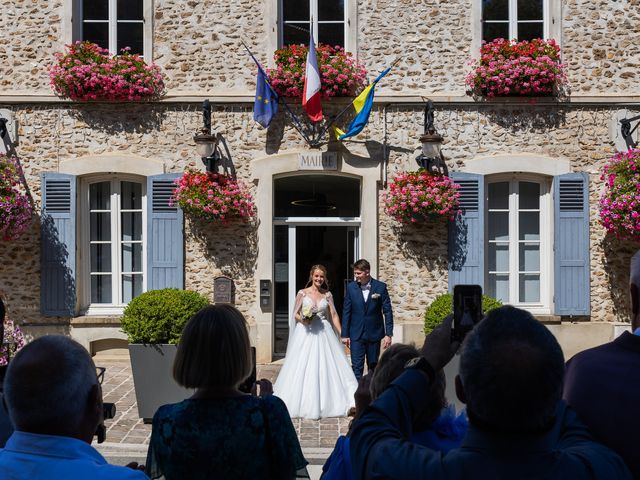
[1,251,639,479]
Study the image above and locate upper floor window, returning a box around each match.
[280,0,347,47]
[74,0,147,57]
[482,0,547,42]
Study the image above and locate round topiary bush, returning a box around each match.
[121,289,209,344]
[424,293,503,335]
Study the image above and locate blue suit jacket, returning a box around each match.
[341,278,393,342]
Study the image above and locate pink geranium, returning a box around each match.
[0,316,26,366]
[0,155,33,241]
[599,148,640,242]
[171,170,255,223]
[49,41,165,101]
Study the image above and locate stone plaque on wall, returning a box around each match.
[213,276,234,304]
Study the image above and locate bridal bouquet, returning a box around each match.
[300,304,318,326]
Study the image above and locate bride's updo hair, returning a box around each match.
[305,264,330,289]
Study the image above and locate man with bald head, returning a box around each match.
[0,335,147,479]
[563,250,640,477]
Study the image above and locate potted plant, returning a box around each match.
[48,41,165,101]
[0,155,33,241]
[424,292,503,334]
[599,148,640,242]
[121,288,209,420]
[171,170,256,224]
[465,38,567,97]
[267,43,367,98]
[383,169,460,224]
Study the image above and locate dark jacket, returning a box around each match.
[341,278,393,342]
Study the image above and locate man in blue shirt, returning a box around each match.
[350,306,631,479]
[0,335,147,479]
[564,250,640,477]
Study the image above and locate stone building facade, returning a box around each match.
[1,0,639,362]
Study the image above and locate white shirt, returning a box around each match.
[360,281,371,302]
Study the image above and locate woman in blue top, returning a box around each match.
[146,305,307,480]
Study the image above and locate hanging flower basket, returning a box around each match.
[383,170,460,224]
[465,38,567,97]
[0,317,26,366]
[171,170,256,224]
[599,148,640,242]
[48,41,165,101]
[267,44,367,98]
[0,155,33,241]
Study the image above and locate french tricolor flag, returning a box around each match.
[302,30,323,123]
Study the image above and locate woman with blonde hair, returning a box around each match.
[274,264,358,419]
[146,304,307,479]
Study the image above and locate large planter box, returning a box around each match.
[128,344,192,421]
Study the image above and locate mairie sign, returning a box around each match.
[298,151,338,171]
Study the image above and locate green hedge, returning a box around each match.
[424,292,503,335]
[121,289,209,344]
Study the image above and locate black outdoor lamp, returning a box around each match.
[193,99,222,172]
[416,100,448,176]
[620,114,640,150]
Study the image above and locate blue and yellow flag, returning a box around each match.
[335,67,391,140]
[254,67,279,128]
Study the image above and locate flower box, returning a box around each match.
[599,148,640,242]
[171,170,256,223]
[383,170,460,224]
[465,38,566,97]
[267,44,367,98]
[49,41,165,101]
[0,155,33,241]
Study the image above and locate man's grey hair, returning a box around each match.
[459,306,565,432]
[4,335,98,432]
[631,250,640,288]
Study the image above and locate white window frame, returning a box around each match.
[485,174,552,314]
[276,0,357,53]
[68,0,153,59]
[79,174,147,315]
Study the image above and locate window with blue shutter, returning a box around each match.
[41,173,77,316]
[147,174,184,290]
[554,172,590,315]
[448,172,485,291]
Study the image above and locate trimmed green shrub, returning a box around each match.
[121,289,209,344]
[424,293,503,335]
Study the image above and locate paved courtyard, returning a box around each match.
[95,359,349,474]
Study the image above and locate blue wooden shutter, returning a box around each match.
[448,172,485,291]
[147,174,184,290]
[40,173,76,316]
[554,172,590,315]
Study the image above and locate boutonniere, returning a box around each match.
[371,293,381,299]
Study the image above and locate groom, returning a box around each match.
[341,259,394,380]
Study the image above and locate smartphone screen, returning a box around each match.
[238,346,257,394]
[452,285,482,342]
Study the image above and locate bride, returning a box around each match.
[274,264,358,419]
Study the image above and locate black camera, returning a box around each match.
[95,402,116,444]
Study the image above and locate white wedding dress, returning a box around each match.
[274,290,358,419]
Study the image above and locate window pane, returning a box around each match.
[518,0,543,20]
[91,275,112,303]
[82,22,109,50]
[483,0,508,20]
[517,22,543,41]
[318,23,344,47]
[117,23,144,55]
[83,0,108,20]
[122,274,143,303]
[519,182,540,209]
[519,243,540,271]
[283,0,309,21]
[90,244,112,272]
[519,212,540,240]
[482,22,509,43]
[519,274,540,302]
[121,212,142,241]
[488,212,509,241]
[488,243,509,271]
[90,182,111,210]
[274,175,360,217]
[121,243,143,272]
[118,0,143,20]
[487,274,509,303]
[319,0,344,21]
[283,23,310,45]
[488,182,509,209]
[90,212,111,241]
[121,182,142,210]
